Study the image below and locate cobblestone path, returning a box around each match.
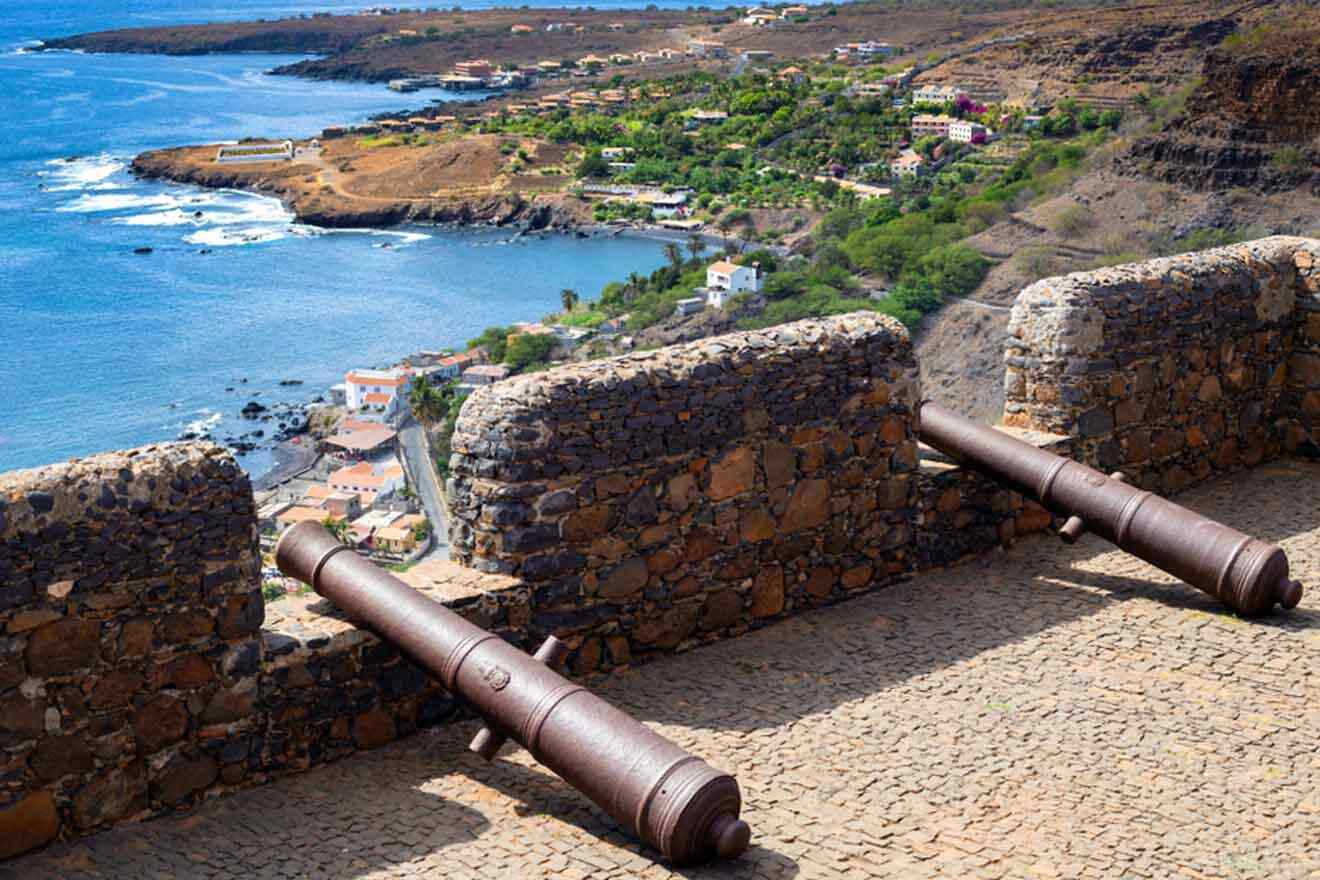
[8,460,1320,880]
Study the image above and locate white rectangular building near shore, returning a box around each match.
[344,368,410,422]
[706,260,761,295]
[216,141,294,163]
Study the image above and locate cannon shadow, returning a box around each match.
[592,458,1320,734]
[9,742,491,880]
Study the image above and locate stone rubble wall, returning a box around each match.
[0,444,516,858]
[447,314,923,671]
[8,238,1317,859]
[1286,244,1320,457]
[1003,236,1320,492]
[0,446,260,856]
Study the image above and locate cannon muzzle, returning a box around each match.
[275,521,750,865]
[919,401,1303,616]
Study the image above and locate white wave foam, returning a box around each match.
[179,410,223,436]
[112,209,206,227]
[301,226,433,248]
[184,226,287,247]
[376,230,432,246]
[43,154,124,189]
[57,192,181,213]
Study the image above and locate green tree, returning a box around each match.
[560,288,580,312]
[663,241,683,268]
[467,326,511,363]
[577,149,610,178]
[686,233,706,262]
[408,375,444,426]
[323,516,351,544]
[504,333,558,372]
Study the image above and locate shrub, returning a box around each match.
[1271,147,1311,174]
[1051,203,1094,239]
[504,332,558,372]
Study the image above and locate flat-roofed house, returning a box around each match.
[949,119,988,143]
[461,364,511,386]
[890,149,926,177]
[454,59,494,79]
[344,368,410,421]
[674,297,705,317]
[706,260,762,295]
[328,459,405,499]
[688,39,727,58]
[911,113,956,138]
[913,84,964,105]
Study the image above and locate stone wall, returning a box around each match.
[447,314,922,669]
[1285,245,1320,457]
[0,444,518,858]
[1003,236,1320,492]
[8,238,1319,859]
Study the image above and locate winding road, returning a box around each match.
[398,415,449,561]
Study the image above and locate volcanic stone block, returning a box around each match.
[0,790,60,859]
[25,618,100,676]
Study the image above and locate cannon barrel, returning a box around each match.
[276,522,751,865]
[918,401,1304,616]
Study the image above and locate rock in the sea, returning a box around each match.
[133,247,153,255]
[240,401,266,418]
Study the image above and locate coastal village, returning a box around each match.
[174,3,1158,584]
[7,0,1320,876]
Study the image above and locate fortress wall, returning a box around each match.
[1286,243,1320,457]
[1002,236,1320,493]
[446,314,925,667]
[0,444,516,857]
[10,239,1318,858]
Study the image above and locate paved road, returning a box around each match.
[398,415,449,561]
[10,459,1320,879]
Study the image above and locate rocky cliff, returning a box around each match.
[1124,24,1320,193]
[129,150,591,231]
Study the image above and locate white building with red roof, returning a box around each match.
[344,368,410,422]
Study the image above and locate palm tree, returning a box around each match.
[323,516,351,545]
[408,376,443,427]
[685,233,706,263]
[560,288,579,313]
[663,241,683,268]
[624,271,645,302]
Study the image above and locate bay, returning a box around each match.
[0,2,678,474]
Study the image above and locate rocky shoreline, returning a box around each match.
[129,149,593,231]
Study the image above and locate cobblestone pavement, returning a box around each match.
[8,460,1320,880]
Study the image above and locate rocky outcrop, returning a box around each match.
[1123,34,1320,193]
[129,150,591,231]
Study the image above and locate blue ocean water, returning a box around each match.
[0,1,685,475]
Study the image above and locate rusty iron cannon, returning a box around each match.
[918,400,1304,616]
[276,521,751,865]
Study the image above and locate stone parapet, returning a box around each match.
[447,314,921,669]
[1003,236,1320,491]
[0,444,521,858]
[1285,244,1320,456]
[1,445,258,855]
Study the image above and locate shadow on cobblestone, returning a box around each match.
[606,461,1320,735]
[9,461,1320,879]
[1,743,493,880]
